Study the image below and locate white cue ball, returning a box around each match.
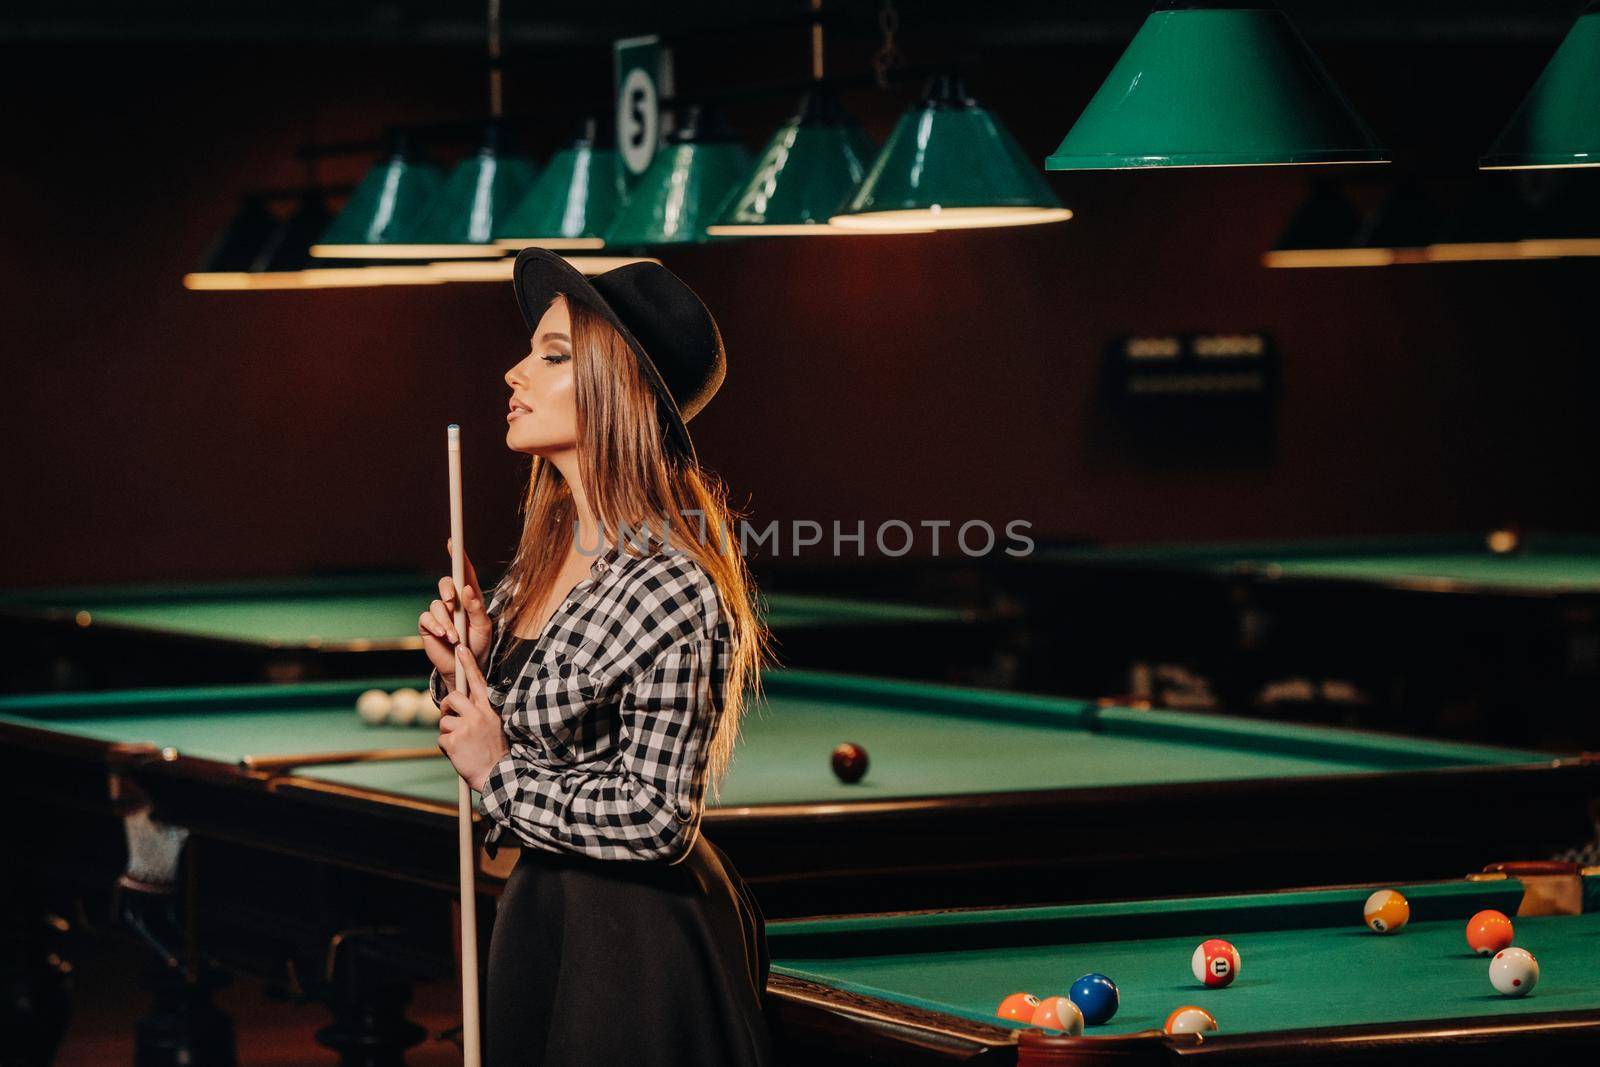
[389,688,424,726]
[416,693,442,727]
[355,688,392,725]
[1489,947,1539,997]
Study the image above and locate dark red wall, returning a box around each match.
[4,32,1595,587]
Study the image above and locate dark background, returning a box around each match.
[5,1,1596,588]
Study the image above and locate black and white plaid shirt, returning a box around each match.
[430,538,730,863]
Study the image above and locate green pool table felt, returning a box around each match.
[0,673,1552,810]
[0,576,965,646]
[1038,535,1600,593]
[1237,554,1600,591]
[770,880,1600,1037]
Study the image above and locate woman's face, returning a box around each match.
[504,295,577,456]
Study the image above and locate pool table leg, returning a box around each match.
[133,965,237,1067]
[312,931,428,1067]
[118,868,239,1067]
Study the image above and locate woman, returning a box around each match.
[416,248,772,1066]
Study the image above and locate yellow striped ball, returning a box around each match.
[1363,889,1410,934]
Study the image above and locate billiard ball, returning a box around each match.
[1029,995,1084,1035]
[1191,939,1240,988]
[1363,889,1410,934]
[416,694,442,728]
[356,688,392,725]
[1068,973,1119,1025]
[390,688,424,726]
[996,992,1040,1022]
[1163,1005,1219,1036]
[1489,947,1539,997]
[831,742,869,783]
[1466,909,1514,956]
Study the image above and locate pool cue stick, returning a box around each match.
[241,747,439,772]
[448,424,482,1067]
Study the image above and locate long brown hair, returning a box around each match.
[499,295,767,793]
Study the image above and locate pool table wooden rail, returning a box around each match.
[766,868,1600,1066]
[770,972,1600,1066]
[1011,1010,1600,1064]
[115,743,1600,925]
[8,692,1600,917]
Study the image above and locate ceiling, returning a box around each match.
[0,0,1585,47]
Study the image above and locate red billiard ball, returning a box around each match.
[1191,939,1240,988]
[831,742,869,783]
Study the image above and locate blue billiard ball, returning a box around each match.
[1069,972,1119,1026]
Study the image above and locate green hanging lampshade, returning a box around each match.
[185,191,442,290]
[185,194,294,289]
[708,88,921,236]
[603,107,753,247]
[1046,1,1386,170]
[378,122,536,259]
[1481,2,1600,170]
[187,194,279,277]
[830,75,1071,231]
[496,118,624,250]
[257,190,331,272]
[1261,181,1369,267]
[310,130,444,258]
[183,192,329,289]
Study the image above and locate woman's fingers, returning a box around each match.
[420,641,456,677]
[456,645,490,705]
[438,692,467,719]
[459,544,482,595]
[438,686,490,721]
[461,587,490,633]
[442,542,490,634]
[461,574,491,631]
[427,599,460,645]
[445,540,485,597]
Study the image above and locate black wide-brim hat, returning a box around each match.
[512,247,726,463]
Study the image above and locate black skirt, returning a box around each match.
[485,833,773,1067]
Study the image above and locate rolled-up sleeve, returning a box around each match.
[478,632,721,862]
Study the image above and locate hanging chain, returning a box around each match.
[873,0,907,89]
[487,0,503,120]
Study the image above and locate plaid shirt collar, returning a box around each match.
[587,526,679,576]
